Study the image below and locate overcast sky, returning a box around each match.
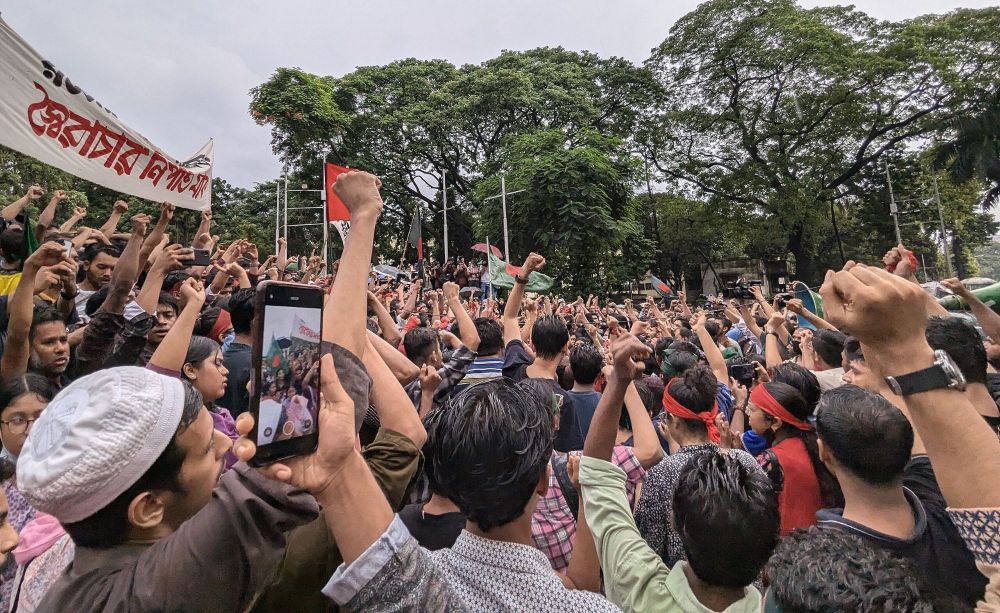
[2,0,993,189]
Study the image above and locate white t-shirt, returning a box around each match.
[74,289,97,323]
[813,367,846,392]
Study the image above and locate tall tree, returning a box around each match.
[642,0,1000,282]
[474,130,651,295]
[249,48,658,261]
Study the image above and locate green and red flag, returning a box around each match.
[487,252,554,293]
[650,274,674,298]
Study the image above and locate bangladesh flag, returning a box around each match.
[266,336,288,372]
[650,274,674,298]
[487,252,554,293]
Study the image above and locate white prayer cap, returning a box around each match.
[17,367,186,523]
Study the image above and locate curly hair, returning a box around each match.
[765,528,950,612]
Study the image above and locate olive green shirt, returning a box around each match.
[248,427,422,613]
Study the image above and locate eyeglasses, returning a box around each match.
[1,416,38,435]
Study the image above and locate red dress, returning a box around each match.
[758,436,823,535]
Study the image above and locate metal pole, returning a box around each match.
[282,178,289,241]
[442,170,449,263]
[275,178,282,254]
[322,154,329,273]
[486,235,493,298]
[933,175,953,279]
[886,163,902,245]
[501,174,510,260]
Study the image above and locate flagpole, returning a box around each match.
[501,174,510,260]
[486,235,493,299]
[442,169,449,263]
[321,153,329,274]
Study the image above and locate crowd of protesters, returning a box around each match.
[0,175,997,612]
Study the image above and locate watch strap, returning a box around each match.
[887,363,950,396]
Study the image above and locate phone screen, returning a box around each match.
[250,281,323,465]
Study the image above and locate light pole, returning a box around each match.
[275,176,285,254]
[483,173,527,261]
[441,169,449,262]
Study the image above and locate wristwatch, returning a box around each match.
[884,350,966,396]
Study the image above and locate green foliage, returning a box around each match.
[473,130,651,294]
[642,0,1000,282]
[249,48,659,265]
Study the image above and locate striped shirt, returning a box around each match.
[452,356,505,395]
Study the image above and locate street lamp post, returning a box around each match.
[483,174,526,261]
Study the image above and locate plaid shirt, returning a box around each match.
[405,345,478,411]
[531,446,645,573]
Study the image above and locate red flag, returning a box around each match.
[324,163,352,222]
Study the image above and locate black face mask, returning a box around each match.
[790,340,802,355]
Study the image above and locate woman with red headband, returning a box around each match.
[635,365,762,566]
[747,381,842,535]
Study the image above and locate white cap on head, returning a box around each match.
[17,367,186,524]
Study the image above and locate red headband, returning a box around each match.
[663,379,720,443]
[209,309,233,343]
[750,385,812,431]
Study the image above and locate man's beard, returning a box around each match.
[29,352,66,376]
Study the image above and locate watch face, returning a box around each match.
[935,350,968,391]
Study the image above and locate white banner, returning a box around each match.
[289,315,320,343]
[0,16,212,210]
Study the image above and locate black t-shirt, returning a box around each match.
[816,455,987,606]
[502,339,584,452]
[221,342,252,416]
[398,503,466,551]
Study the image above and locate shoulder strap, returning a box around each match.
[760,449,784,494]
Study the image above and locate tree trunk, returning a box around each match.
[952,233,968,279]
[788,228,820,286]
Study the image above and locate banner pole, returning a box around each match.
[321,154,329,274]
[486,235,493,299]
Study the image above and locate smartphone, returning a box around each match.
[191,248,211,266]
[249,281,324,466]
[730,363,757,387]
[62,239,73,258]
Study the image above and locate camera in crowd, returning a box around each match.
[723,278,763,300]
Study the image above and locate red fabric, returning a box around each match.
[506,262,522,277]
[324,163,352,222]
[750,385,812,431]
[662,379,720,442]
[885,251,918,274]
[209,309,232,342]
[770,437,823,535]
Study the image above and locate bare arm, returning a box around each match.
[503,253,545,345]
[324,174,383,358]
[693,313,729,386]
[367,292,402,347]
[101,215,149,316]
[98,200,129,236]
[365,330,419,385]
[137,203,174,272]
[624,379,663,469]
[148,280,205,373]
[35,190,66,243]
[786,299,836,331]
[941,278,1000,343]
[1,244,69,375]
[362,337,427,448]
[59,206,86,233]
[2,185,43,221]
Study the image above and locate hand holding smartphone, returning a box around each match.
[249,281,324,466]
